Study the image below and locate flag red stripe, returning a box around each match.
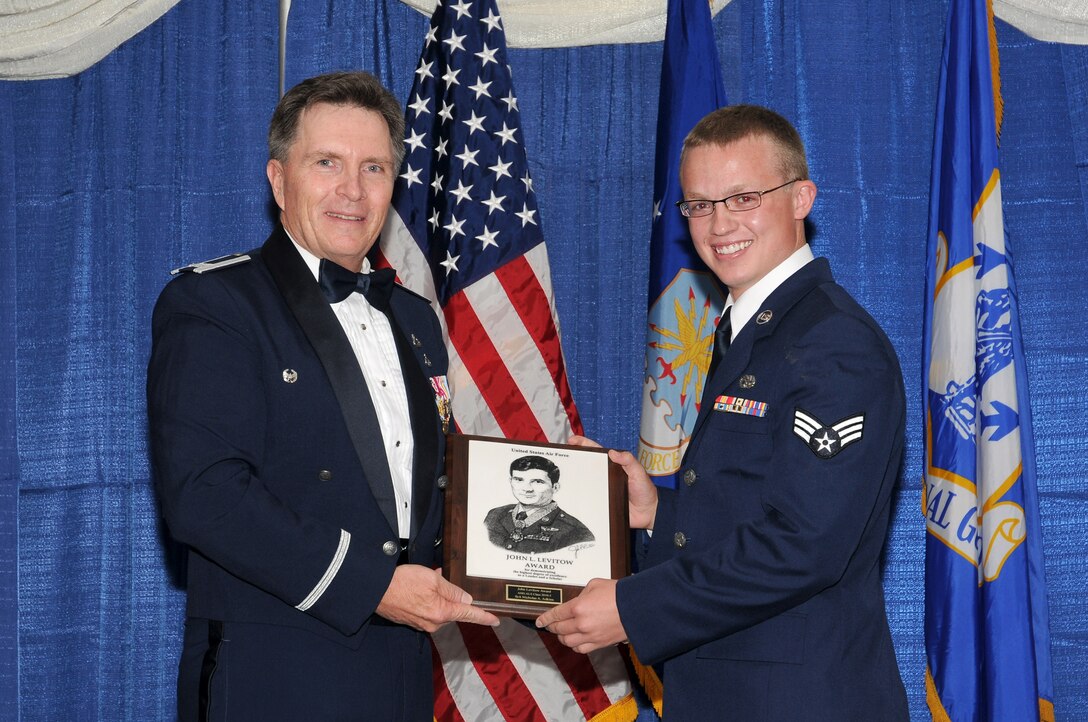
[371,246,390,269]
[494,256,584,436]
[538,629,614,717]
[458,624,548,722]
[444,289,547,441]
[431,639,465,722]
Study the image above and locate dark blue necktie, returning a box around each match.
[708,305,732,380]
[318,258,396,312]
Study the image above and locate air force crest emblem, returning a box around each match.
[638,269,725,478]
[793,409,864,459]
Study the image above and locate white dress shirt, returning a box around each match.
[725,244,815,341]
[288,236,414,537]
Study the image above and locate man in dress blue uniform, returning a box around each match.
[538,105,909,720]
[147,71,498,721]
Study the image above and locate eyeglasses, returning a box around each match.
[676,179,802,218]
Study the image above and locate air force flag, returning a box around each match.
[923,1,1055,720]
[637,0,727,488]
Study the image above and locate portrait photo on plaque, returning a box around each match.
[443,434,629,617]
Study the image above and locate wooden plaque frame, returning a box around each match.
[443,434,629,618]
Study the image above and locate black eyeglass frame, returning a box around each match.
[675,178,803,218]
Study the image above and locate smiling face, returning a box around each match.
[680,134,816,300]
[509,468,558,509]
[266,103,396,271]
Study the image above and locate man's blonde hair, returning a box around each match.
[682,104,809,182]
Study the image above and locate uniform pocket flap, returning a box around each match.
[695,612,805,664]
[708,407,771,435]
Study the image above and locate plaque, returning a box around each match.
[442,434,629,618]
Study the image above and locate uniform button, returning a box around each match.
[683,468,697,487]
[673,532,687,549]
[318,469,333,481]
[382,540,399,557]
[436,474,449,489]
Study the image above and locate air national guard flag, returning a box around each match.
[923,1,1055,720]
[637,0,728,489]
[379,0,635,719]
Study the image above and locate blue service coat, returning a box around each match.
[616,258,909,721]
[147,226,448,720]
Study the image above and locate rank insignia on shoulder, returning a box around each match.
[170,253,251,276]
[714,395,767,417]
[793,408,864,459]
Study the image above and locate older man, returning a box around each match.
[148,71,497,721]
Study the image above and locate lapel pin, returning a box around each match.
[756,310,773,324]
[739,374,756,389]
[411,333,422,348]
[423,353,432,367]
[282,369,298,384]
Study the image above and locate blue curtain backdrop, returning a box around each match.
[1,0,1085,718]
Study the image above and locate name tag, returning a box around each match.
[714,395,767,417]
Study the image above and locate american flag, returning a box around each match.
[381,0,579,442]
[379,0,635,718]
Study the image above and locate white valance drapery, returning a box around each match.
[994,0,1088,46]
[0,0,179,80]
[1,0,1085,81]
[398,0,729,47]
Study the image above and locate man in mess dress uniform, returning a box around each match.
[148,71,497,721]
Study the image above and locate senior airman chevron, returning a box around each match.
[713,395,767,417]
[792,409,864,459]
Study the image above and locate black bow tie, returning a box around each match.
[318,258,396,311]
